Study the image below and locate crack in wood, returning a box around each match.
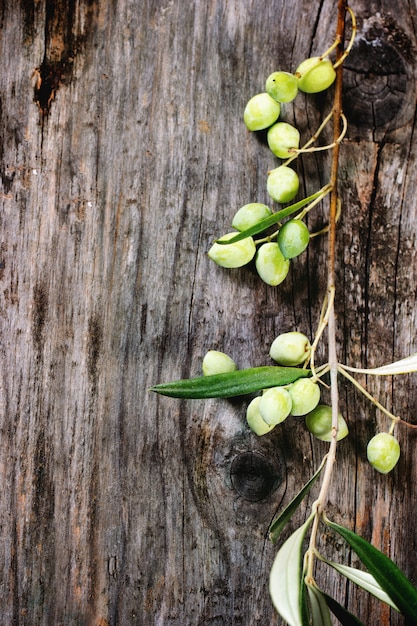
[33,60,68,115]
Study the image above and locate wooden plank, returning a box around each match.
[1,1,416,624]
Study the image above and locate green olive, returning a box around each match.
[269,332,311,366]
[259,386,292,425]
[255,243,290,286]
[202,350,237,376]
[288,378,320,416]
[231,203,272,231]
[367,433,400,474]
[208,232,256,268]
[267,122,300,159]
[243,93,281,131]
[266,71,299,103]
[295,57,336,93]
[267,166,299,204]
[246,396,276,435]
[305,405,349,442]
[277,219,310,259]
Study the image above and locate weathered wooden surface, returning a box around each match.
[1,1,417,624]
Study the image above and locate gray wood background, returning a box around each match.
[1,1,417,624]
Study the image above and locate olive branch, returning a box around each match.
[151,1,417,623]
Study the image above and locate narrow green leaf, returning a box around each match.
[305,581,332,626]
[269,514,314,626]
[325,519,417,621]
[320,557,399,611]
[269,456,326,543]
[215,191,323,245]
[322,592,365,626]
[300,574,310,626]
[151,366,310,399]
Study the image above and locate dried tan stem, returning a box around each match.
[307,0,348,558]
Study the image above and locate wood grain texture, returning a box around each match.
[1,1,417,624]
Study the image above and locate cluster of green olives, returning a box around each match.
[208,55,337,286]
[246,332,348,439]
[207,48,402,475]
[202,342,401,473]
[244,57,336,202]
[208,203,310,286]
[202,332,349,443]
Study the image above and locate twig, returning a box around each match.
[307,0,348,558]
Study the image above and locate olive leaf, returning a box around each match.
[215,190,325,245]
[300,576,310,626]
[318,556,399,611]
[305,581,332,626]
[269,514,314,626]
[151,365,310,399]
[325,519,417,621]
[322,592,365,626]
[269,456,326,543]
[341,351,417,376]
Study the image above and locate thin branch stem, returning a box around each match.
[309,286,334,381]
[295,184,332,220]
[310,198,342,238]
[307,0,347,558]
[320,38,342,60]
[293,114,348,156]
[333,6,357,68]
[284,110,334,167]
[338,365,401,424]
[398,419,417,429]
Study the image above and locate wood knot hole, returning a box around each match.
[230,451,281,502]
[342,23,410,130]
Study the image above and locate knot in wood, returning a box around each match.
[230,451,281,502]
[343,36,407,130]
